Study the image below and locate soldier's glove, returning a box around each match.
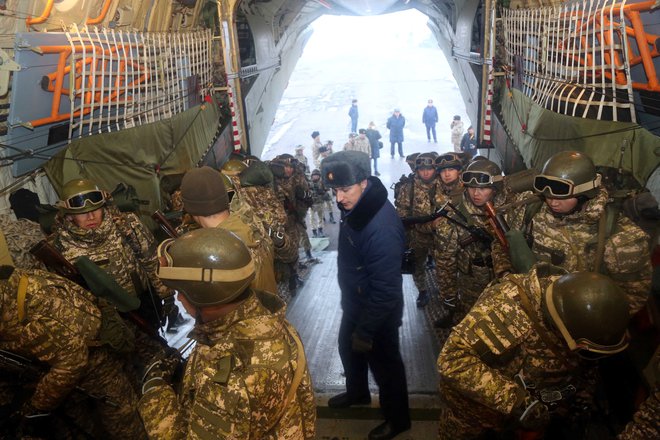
[512,395,550,431]
[351,333,373,353]
[269,226,286,248]
[141,355,180,395]
[17,402,51,439]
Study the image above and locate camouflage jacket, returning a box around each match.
[273,175,301,223]
[438,265,584,423]
[0,268,101,411]
[236,184,298,264]
[343,138,371,157]
[50,206,171,299]
[434,191,512,294]
[395,175,440,234]
[222,201,277,295]
[138,290,316,440]
[0,214,45,270]
[509,188,650,314]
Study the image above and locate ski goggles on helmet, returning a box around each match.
[460,171,503,186]
[533,174,601,198]
[59,190,106,210]
[436,154,462,169]
[415,156,436,169]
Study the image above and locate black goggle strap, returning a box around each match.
[60,190,106,210]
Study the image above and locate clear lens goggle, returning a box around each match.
[59,190,106,210]
[460,171,503,186]
[533,174,601,197]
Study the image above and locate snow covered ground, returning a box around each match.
[262,9,472,162]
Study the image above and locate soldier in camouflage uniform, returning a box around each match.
[308,169,330,238]
[291,159,318,264]
[270,155,306,294]
[508,151,651,314]
[49,179,173,375]
[433,159,512,328]
[395,152,440,308]
[139,228,316,439]
[0,266,146,439]
[0,214,45,270]
[180,166,277,295]
[294,145,310,174]
[235,159,300,300]
[438,265,631,439]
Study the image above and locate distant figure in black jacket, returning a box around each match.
[321,151,410,440]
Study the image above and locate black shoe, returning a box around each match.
[416,291,430,308]
[312,229,318,238]
[328,213,337,224]
[433,302,455,328]
[368,420,411,440]
[166,313,189,333]
[327,392,371,408]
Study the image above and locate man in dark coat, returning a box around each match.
[321,151,411,440]
[422,99,438,142]
[386,108,406,158]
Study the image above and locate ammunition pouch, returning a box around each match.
[506,229,537,273]
[98,300,135,353]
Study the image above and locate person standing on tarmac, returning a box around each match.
[365,121,382,176]
[321,151,411,440]
[139,228,316,439]
[348,99,359,133]
[387,108,406,158]
[422,99,439,143]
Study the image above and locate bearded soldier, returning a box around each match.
[507,151,651,314]
[395,152,440,308]
[0,266,146,439]
[434,159,512,328]
[139,228,316,439]
[438,266,631,439]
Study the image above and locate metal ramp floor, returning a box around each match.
[286,250,441,439]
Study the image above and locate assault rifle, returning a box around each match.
[29,241,177,357]
[401,201,494,248]
[152,210,179,239]
[0,349,118,407]
[484,201,509,251]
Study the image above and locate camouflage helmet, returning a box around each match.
[405,153,420,172]
[436,152,463,171]
[157,228,255,307]
[542,272,629,358]
[58,179,108,215]
[221,159,248,177]
[415,152,436,171]
[220,172,236,199]
[460,159,503,189]
[534,151,601,199]
[311,168,321,177]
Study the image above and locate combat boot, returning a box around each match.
[312,229,318,238]
[328,212,337,224]
[433,297,456,328]
[305,249,320,264]
[317,227,327,238]
[416,290,430,308]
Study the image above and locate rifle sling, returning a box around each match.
[17,274,29,323]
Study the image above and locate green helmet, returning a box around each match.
[405,153,420,172]
[460,159,503,189]
[436,152,463,171]
[534,151,601,199]
[157,228,255,307]
[221,159,248,177]
[542,272,629,358]
[58,179,108,214]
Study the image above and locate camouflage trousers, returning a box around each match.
[411,232,434,293]
[438,385,504,440]
[298,222,311,253]
[453,263,493,326]
[308,204,324,230]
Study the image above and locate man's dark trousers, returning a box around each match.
[337,314,410,429]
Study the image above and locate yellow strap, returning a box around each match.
[0,230,14,267]
[17,275,29,323]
